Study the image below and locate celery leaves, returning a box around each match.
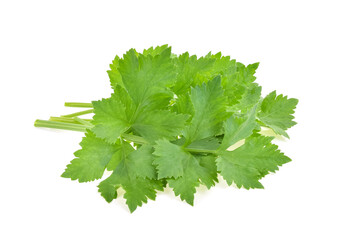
[35,45,298,213]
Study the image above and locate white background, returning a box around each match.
[1,0,338,239]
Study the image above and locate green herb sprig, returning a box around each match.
[35,45,298,212]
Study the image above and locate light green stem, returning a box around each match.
[64,102,93,108]
[49,116,79,124]
[121,133,149,145]
[34,120,88,132]
[49,116,91,124]
[74,117,94,127]
[34,120,216,154]
[62,109,94,118]
[184,148,217,154]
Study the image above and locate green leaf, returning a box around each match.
[167,155,217,205]
[61,131,117,182]
[125,145,156,179]
[207,54,260,107]
[106,141,156,179]
[91,96,130,143]
[186,136,221,152]
[216,135,291,189]
[171,92,194,118]
[217,158,264,189]
[110,85,136,120]
[133,110,188,143]
[231,83,262,112]
[220,104,259,149]
[142,44,170,56]
[258,91,298,138]
[122,177,164,213]
[118,47,176,112]
[184,76,227,143]
[98,141,162,212]
[153,139,217,205]
[153,139,188,179]
[98,173,161,213]
[106,140,134,171]
[98,160,163,213]
[172,52,215,95]
[97,179,117,203]
[107,55,123,89]
[195,155,218,189]
[167,167,200,206]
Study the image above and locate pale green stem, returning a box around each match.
[49,116,91,124]
[34,120,217,154]
[184,148,217,154]
[49,116,79,124]
[74,117,94,127]
[34,120,88,132]
[121,133,149,145]
[64,102,93,108]
[61,109,94,118]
